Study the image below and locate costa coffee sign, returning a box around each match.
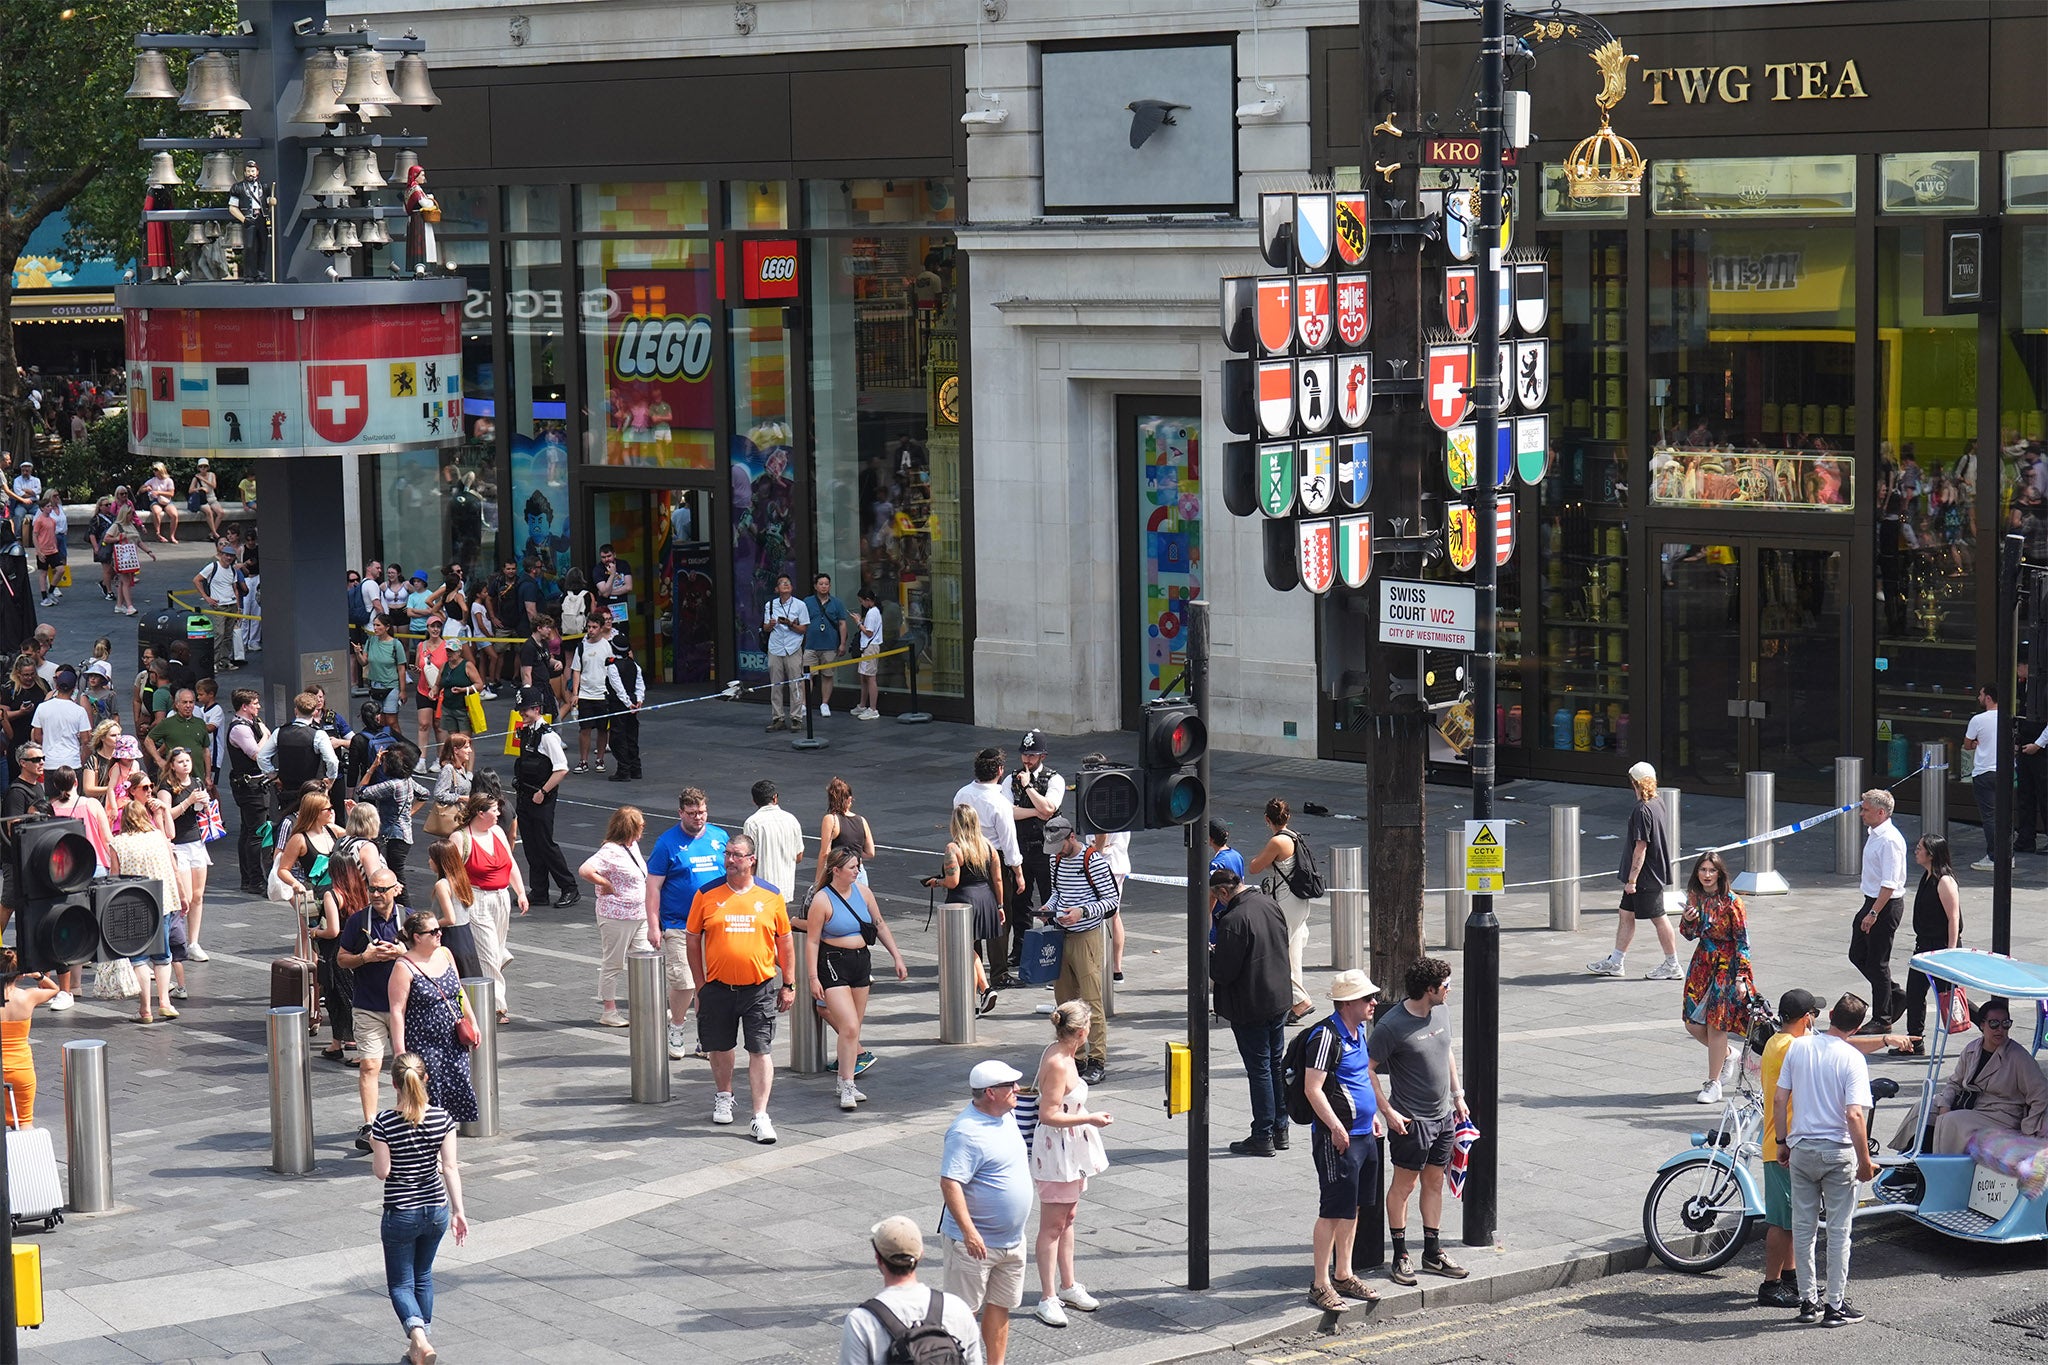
[742,238,800,301]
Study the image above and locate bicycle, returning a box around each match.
[1642,1047,1766,1272]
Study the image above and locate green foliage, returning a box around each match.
[50,413,250,505]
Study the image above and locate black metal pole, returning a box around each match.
[1461,0,1505,1250]
[1186,599,1212,1290]
[1994,532,2021,954]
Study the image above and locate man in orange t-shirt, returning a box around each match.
[687,832,795,1144]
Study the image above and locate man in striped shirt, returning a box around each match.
[1044,817,1117,1084]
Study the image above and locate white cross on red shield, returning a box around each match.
[1426,344,1472,432]
[307,363,370,444]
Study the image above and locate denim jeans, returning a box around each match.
[1789,1141,1858,1309]
[380,1203,450,1332]
[1229,1013,1289,1141]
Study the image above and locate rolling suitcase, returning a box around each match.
[270,955,318,1025]
[5,1088,64,1235]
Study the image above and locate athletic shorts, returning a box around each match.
[697,979,777,1055]
[1764,1159,1792,1230]
[1387,1110,1456,1171]
[818,942,872,990]
[1619,886,1667,919]
[579,694,614,734]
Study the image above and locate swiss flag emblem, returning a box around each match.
[307,364,370,444]
[1426,344,1473,432]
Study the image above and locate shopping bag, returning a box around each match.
[53,565,70,589]
[1018,924,1064,985]
[504,710,523,755]
[1942,983,1974,1034]
[197,794,227,842]
[464,689,487,736]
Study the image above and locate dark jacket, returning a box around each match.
[1211,887,1291,1023]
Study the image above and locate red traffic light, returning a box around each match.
[15,818,95,899]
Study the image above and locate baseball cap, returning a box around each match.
[869,1216,924,1268]
[967,1059,1022,1090]
[1778,988,1823,1022]
[1020,729,1045,755]
[1040,815,1076,844]
[1329,968,1379,1002]
[1627,761,1657,783]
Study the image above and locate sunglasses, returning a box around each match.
[413,927,442,938]
[371,884,401,894]
[1984,1019,2013,1030]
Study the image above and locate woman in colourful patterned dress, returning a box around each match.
[1679,851,1756,1106]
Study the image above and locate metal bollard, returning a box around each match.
[627,949,669,1104]
[1733,770,1791,895]
[938,901,976,1044]
[1444,826,1468,952]
[460,977,499,1138]
[1548,806,1580,931]
[267,1006,313,1175]
[1658,786,1684,915]
[1836,756,1864,877]
[788,929,825,1074]
[1099,921,1116,1020]
[1921,741,1948,843]
[61,1040,112,1213]
[1331,846,1367,971]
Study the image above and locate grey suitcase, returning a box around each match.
[6,1088,64,1233]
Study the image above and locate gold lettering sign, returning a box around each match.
[1642,58,1866,106]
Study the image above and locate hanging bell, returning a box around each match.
[337,46,401,110]
[309,221,340,253]
[125,50,179,100]
[147,151,184,187]
[204,220,223,240]
[222,220,246,250]
[335,220,362,250]
[286,48,348,125]
[358,215,390,246]
[177,51,251,113]
[389,148,420,182]
[306,150,352,198]
[185,221,212,247]
[391,52,441,109]
[344,148,386,190]
[196,151,237,193]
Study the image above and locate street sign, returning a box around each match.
[1424,137,1520,168]
[1464,819,1506,893]
[1379,579,1476,650]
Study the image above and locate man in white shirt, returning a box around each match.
[28,667,93,770]
[1849,789,1909,1028]
[743,779,807,899]
[567,612,616,773]
[1961,683,1999,871]
[952,748,1023,898]
[762,574,810,733]
[840,1215,984,1365]
[1771,992,1877,1327]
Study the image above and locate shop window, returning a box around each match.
[1650,157,1855,218]
[807,233,962,699]
[1647,227,1856,513]
[577,238,718,470]
[1539,230,1629,494]
[576,181,712,233]
[730,306,797,686]
[1539,165,1628,220]
[729,181,789,230]
[2006,151,2048,215]
[435,186,494,237]
[2003,225,2048,727]
[804,178,959,228]
[504,184,563,235]
[1879,153,1979,215]
[505,238,572,583]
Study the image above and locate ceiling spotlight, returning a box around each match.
[325,265,343,282]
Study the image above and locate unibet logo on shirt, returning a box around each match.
[687,882,791,985]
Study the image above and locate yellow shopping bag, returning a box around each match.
[504,709,522,755]
[464,689,487,737]
[54,565,71,589]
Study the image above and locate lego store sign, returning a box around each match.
[742,239,800,301]
[1640,58,1867,107]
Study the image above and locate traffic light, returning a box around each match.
[1077,764,1142,836]
[92,876,168,963]
[1139,699,1208,828]
[12,819,98,973]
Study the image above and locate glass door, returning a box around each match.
[587,486,720,685]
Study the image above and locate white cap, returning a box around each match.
[1627,761,1656,784]
[84,660,113,680]
[967,1059,1022,1090]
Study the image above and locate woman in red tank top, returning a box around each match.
[456,794,526,1022]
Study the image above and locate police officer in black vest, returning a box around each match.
[1008,729,1067,981]
[223,688,272,894]
[258,691,340,824]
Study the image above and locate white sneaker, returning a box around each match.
[1058,1283,1101,1312]
[851,1082,868,1102]
[711,1092,735,1125]
[1645,959,1684,981]
[819,702,831,718]
[1696,1079,1722,1105]
[1584,957,1622,977]
[1719,1051,1743,1085]
[186,945,211,963]
[597,1010,629,1027]
[480,688,498,700]
[50,589,61,602]
[748,1112,777,1144]
[1034,1297,1069,1328]
[48,991,74,1012]
[1972,858,1995,872]
[668,1024,686,1060]
[839,1082,858,1112]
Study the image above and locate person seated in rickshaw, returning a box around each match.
[1929,999,2048,1155]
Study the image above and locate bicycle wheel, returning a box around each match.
[1643,1156,1755,1272]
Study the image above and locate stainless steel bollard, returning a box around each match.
[1330,846,1367,971]
[1444,826,1468,952]
[788,929,825,1074]
[627,949,669,1103]
[1658,786,1684,915]
[1921,740,1948,843]
[1836,756,1864,877]
[1099,921,1116,1020]
[62,1039,112,1212]
[267,1006,313,1175]
[1734,770,1791,895]
[938,901,976,1044]
[1548,806,1580,931]
[460,977,499,1138]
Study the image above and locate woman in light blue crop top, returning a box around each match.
[803,847,908,1113]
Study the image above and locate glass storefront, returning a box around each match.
[578,235,718,471]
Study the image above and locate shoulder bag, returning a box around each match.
[830,885,879,946]
[406,957,480,1049]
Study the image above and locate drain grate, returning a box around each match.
[1993,1299,2048,1332]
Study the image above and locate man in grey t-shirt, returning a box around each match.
[1367,956,1468,1287]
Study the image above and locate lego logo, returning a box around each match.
[612,315,714,383]
[757,255,797,283]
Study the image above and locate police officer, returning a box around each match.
[1008,730,1066,981]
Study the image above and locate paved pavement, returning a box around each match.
[10,563,2048,1363]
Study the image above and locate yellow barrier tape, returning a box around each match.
[804,645,908,674]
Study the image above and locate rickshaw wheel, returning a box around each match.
[1644,1157,1754,1272]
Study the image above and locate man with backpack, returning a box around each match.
[1290,969,1385,1313]
[1209,865,1293,1157]
[841,1214,984,1364]
[1044,817,1117,1084]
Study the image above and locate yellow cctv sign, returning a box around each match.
[1464,819,1506,893]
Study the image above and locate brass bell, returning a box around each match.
[391,53,441,109]
[197,151,237,193]
[309,221,340,253]
[222,220,246,250]
[344,148,386,190]
[337,46,400,110]
[358,215,390,246]
[147,151,184,187]
[336,220,362,250]
[177,51,251,113]
[185,221,212,247]
[306,150,352,198]
[204,220,222,240]
[389,148,420,181]
[125,50,179,100]
[286,48,347,125]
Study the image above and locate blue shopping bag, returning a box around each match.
[1018,925,1064,985]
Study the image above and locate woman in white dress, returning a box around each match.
[1030,1000,1112,1328]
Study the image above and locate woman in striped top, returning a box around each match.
[370,1051,469,1365]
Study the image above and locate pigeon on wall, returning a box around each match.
[1125,99,1190,149]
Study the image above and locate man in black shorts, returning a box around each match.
[685,834,796,1146]
[1586,759,1681,980]
[1368,956,1469,1287]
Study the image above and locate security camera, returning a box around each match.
[960,94,1007,126]
[1235,97,1286,121]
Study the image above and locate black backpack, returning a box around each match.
[1284,830,1327,900]
[858,1289,966,1365]
[1281,1014,1338,1128]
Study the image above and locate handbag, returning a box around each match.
[1943,983,1974,1035]
[91,958,140,1001]
[197,794,227,842]
[408,958,479,1049]
[424,800,461,838]
[830,886,878,946]
[112,540,139,572]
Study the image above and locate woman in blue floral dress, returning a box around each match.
[1679,851,1756,1107]
[387,911,479,1124]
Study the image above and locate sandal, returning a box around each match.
[319,1045,349,1063]
[1308,1283,1349,1312]
[1332,1275,1380,1304]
